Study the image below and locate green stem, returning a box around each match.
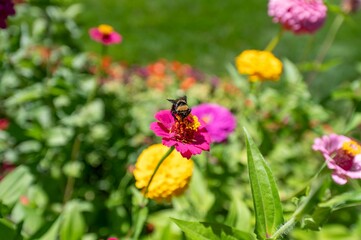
[270,217,296,240]
[131,147,175,240]
[265,27,284,52]
[141,146,175,205]
[87,44,108,102]
[270,164,327,239]
[63,134,81,203]
[314,14,344,68]
[307,14,344,83]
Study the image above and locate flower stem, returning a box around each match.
[270,217,296,240]
[265,27,284,52]
[141,146,175,205]
[307,14,344,82]
[314,14,344,68]
[270,164,327,239]
[63,134,81,203]
[131,146,175,240]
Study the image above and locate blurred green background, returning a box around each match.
[2,1,361,239]
[79,0,361,78]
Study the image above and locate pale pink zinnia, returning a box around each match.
[89,24,122,45]
[150,110,211,159]
[312,134,361,185]
[191,103,236,143]
[268,0,327,34]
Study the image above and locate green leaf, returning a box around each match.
[283,59,302,84]
[0,218,18,239]
[243,128,283,239]
[319,190,361,210]
[38,216,62,240]
[0,166,34,206]
[131,206,148,240]
[172,218,256,240]
[60,200,88,240]
[225,191,251,232]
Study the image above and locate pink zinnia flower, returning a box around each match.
[191,103,236,143]
[89,24,122,45]
[107,238,119,240]
[150,110,211,159]
[313,134,361,185]
[0,0,15,29]
[268,0,327,34]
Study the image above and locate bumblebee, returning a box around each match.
[167,96,191,120]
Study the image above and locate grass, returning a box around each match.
[78,0,361,84]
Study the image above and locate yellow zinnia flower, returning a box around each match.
[133,144,194,202]
[235,50,282,82]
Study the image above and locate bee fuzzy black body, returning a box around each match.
[167,96,191,120]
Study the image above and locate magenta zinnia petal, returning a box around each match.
[268,0,327,34]
[191,103,236,143]
[150,110,210,159]
[313,134,361,185]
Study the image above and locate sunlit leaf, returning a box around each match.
[0,166,34,206]
[319,190,361,210]
[244,128,283,239]
[172,218,256,240]
[60,200,89,240]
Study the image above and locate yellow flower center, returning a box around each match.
[98,24,114,35]
[186,115,200,131]
[342,140,361,157]
[171,114,201,143]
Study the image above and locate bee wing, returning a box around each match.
[167,98,177,104]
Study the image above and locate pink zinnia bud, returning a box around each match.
[268,0,327,34]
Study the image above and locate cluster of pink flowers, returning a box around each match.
[313,134,361,185]
[0,0,15,29]
[150,99,238,159]
[268,0,327,34]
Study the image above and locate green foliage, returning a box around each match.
[1,1,361,240]
[171,218,256,240]
[244,129,283,239]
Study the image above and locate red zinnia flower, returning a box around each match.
[0,118,9,130]
[150,110,211,159]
